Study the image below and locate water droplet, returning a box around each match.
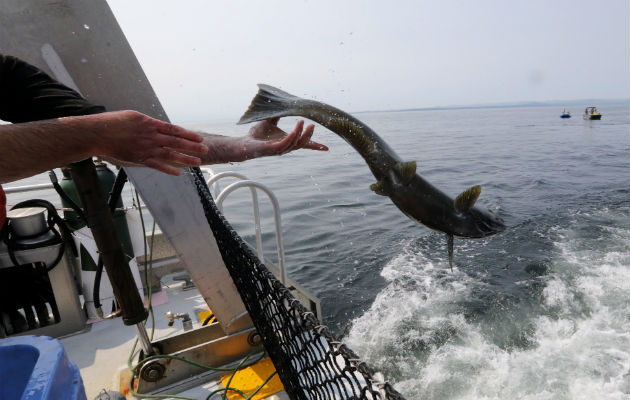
[80,58,88,63]
[83,24,90,30]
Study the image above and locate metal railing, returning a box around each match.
[201,168,287,285]
[3,183,54,194]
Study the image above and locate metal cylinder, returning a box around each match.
[135,323,154,356]
[68,159,147,325]
[6,207,48,237]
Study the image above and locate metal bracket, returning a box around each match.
[136,325,263,395]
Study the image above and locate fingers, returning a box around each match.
[149,147,201,166]
[143,158,182,176]
[296,124,315,148]
[270,120,301,155]
[157,122,205,143]
[161,147,203,166]
[303,140,329,151]
[141,147,202,176]
[155,133,208,155]
[299,123,327,151]
[270,121,328,155]
[289,123,328,152]
[289,120,305,137]
[283,121,303,152]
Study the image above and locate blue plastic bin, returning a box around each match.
[0,336,86,400]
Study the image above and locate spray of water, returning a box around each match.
[346,207,630,400]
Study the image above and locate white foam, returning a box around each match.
[345,216,630,399]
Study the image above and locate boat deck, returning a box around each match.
[61,273,288,399]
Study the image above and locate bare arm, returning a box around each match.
[103,118,328,166]
[0,110,208,184]
[198,119,327,164]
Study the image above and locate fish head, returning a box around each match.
[450,205,506,238]
[388,174,505,239]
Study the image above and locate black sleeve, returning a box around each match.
[0,54,106,123]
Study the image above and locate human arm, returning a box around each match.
[196,118,327,164]
[0,55,325,177]
[0,110,208,184]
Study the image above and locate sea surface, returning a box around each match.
[186,104,630,400]
[7,103,630,399]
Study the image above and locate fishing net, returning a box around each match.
[191,168,406,400]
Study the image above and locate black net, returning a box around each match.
[191,168,406,400]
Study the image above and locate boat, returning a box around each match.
[583,106,602,120]
[0,1,406,399]
[1,167,324,399]
[560,109,571,118]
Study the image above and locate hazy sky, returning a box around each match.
[106,0,629,122]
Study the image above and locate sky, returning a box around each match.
[106,0,629,122]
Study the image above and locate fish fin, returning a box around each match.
[447,234,454,271]
[454,185,482,212]
[394,161,417,183]
[238,84,303,125]
[370,180,389,196]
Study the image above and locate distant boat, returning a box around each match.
[583,106,602,120]
[560,109,571,118]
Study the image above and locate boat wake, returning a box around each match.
[345,207,630,400]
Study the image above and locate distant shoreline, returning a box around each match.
[354,99,630,114]
[176,99,629,125]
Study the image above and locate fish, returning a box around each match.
[238,84,505,269]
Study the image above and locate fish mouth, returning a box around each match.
[468,207,506,238]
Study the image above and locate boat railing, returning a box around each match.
[3,182,54,194]
[201,167,287,285]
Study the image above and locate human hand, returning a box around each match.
[242,118,327,159]
[91,111,208,175]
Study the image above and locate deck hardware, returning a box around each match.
[247,331,262,346]
[140,360,166,382]
[172,273,195,291]
[165,311,193,331]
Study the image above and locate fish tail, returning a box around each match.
[237,84,305,124]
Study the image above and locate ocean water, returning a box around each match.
[186,104,630,399]
[5,103,628,399]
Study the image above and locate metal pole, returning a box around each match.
[68,159,152,353]
[135,323,154,355]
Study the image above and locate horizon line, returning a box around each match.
[175,98,629,124]
[354,98,630,114]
